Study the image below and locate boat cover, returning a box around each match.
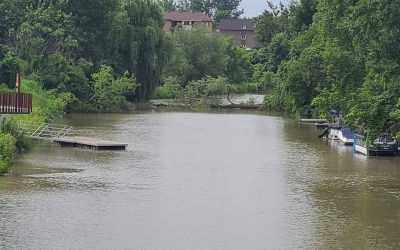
[341,128,354,139]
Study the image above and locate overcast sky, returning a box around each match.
[240,0,289,18]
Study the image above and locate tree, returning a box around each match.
[214,10,232,23]
[225,46,253,84]
[12,2,78,59]
[164,27,230,86]
[66,0,120,62]
[158,0,176,11]
[91,65,137,112]
[120,0,172,100]
[0,53,22,88]
[255,5,286,45]
[291,0,317,32]
[176,0,242,18]
[212,0,243,18]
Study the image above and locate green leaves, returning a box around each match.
[165,27,230,85]
[0,133,16,174]
[91,65,137,112]
[176,0,242,18]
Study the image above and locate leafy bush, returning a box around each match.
[154,77,183,99]
[205,76,229,96]
[0,133,16,174]
[91,65,137,112]
[18,78,70,124]
[0,117,29,149]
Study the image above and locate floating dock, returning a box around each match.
[54,136,127,150]
[300,118,328,123]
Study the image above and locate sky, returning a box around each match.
[239,0,289,18]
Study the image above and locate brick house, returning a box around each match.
[216,19,259,48]
[164,11,213,33]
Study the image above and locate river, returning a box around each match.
[1,108,400,249]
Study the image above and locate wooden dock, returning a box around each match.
[54,136,127,150]
[300,118,328,123]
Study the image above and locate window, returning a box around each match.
[241,24,247,30]
[241,34,247,40]
[183,21,190,25]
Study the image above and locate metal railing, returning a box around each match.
[21,123,75,140]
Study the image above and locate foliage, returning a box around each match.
[154,76,183,99]
[225,46,253,84]
[0,117,29,150]
[91,65,137,112]
[158,0,176,11]
[0,133,16,174]
[0,53,23,88]
[21,78,70,123]
[164,27,230,85]
[259,0,400,137]
[176,0,243,18]
[180,76,230,107]
[255,2,290,45]
[214,10,232,23]
[120,0,172,100]
[0,0,171,103]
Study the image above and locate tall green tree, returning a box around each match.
[66,0,120,62]
[164,27,230,86]
[121,0,172,100]
[255,2,289,45]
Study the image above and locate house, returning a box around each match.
[216,19,259,48]
[164,11,213,33]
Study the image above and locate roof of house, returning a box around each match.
[164,11,212,22]
[216,19,255,31]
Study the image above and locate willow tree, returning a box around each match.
[121,0,172,100]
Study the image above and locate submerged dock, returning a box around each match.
[54,136,128,150]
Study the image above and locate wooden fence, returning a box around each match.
[0,92,32,114]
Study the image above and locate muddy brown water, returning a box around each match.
[1,109,400,249]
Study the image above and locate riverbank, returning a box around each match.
[149,94,264,110]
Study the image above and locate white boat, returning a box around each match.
[318,109,354,145]
[320,126,354,145]
[337,128,354,145]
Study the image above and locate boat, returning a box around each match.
[353,134,398,156]
[318,109,354,145]
[330,127,354,145]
